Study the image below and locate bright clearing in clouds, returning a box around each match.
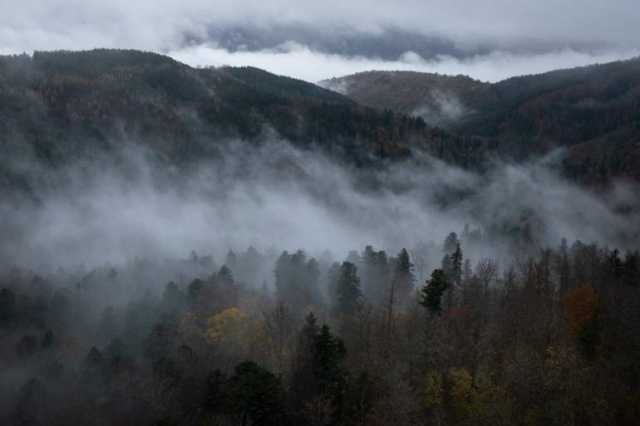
[168,43,640,82]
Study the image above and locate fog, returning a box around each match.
[410,90,470,126]
[2,138,638,274]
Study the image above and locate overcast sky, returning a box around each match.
[2,0,639,81]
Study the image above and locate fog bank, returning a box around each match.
[1,140,638,272]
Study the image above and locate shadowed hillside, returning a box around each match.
[0,49,445,166]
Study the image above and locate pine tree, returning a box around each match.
[420,269,449,315]
[335,262,362,316]
[0,288,16,325]
[291,312,321,407]
[312,325,347,423]
[443,232,459,254]
[313,325,347,393]
[450,243,463,286]
[393,248,415,304]
[226,361,285,426]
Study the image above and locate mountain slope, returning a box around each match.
[324,58,640,182]
[0,49,448,170]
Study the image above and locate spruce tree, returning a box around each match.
[335,262,362,316]
[420,269,449,315]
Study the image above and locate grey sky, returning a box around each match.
[2,0,639,81]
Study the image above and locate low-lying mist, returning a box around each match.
[1,138,638,274]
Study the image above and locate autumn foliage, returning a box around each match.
[563,285,599,337]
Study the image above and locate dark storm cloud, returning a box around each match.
[3,0,639,51]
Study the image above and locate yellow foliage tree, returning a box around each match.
[206,307,248,344]
[423,370,444,409]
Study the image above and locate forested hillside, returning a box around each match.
[0,50,444,172]
[324,58,640,183]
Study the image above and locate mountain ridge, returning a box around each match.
[1,49,639,192]
[322,56,640,183]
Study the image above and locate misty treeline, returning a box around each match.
[1,231,639,426]
[0,136,639,425]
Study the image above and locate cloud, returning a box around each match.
[2,1,639,81]
[168,43,640,82]
[4,1,640,52]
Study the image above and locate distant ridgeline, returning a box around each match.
[0,50,449,170]
[323,58,640,184]
[0,49,639,190]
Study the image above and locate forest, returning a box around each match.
[0,49,639,426]
[1,232,639,425]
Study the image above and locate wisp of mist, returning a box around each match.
[1,139,638,273]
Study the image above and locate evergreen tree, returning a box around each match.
[392,248,415,304]
[450,243,463,286]
[361,246,389,304]
[313,325,347,393]
[217,265,235,286]
[225,250,238,271]
[335,262,362,316]
[313,325,347,423]
[275,250,320,310]
[0,288,16,325]
[443,232,459,254]
[226,361,286,426]
[291,312,321,407]
[420,269,449,315]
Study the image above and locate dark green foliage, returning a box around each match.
[449,243,463,286]
[161,282,186,314]
[187,279,205,305]
[217,265,234,285]
[342,372,378,425]
[392,248,415,304]
[41,330,54,350]
[313,325,347,394]
[82,346,107,386]
[420,269,450,315]
[443,232,459,254]
[291,312,322,407]
[361,246,390,303]
[335,262,362,316]
[274,251,320,311]
[311,325,348,425]
[290,316,348,424]
[144,320,178,363]
[226,361,286,426]
[0,288,16,325]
